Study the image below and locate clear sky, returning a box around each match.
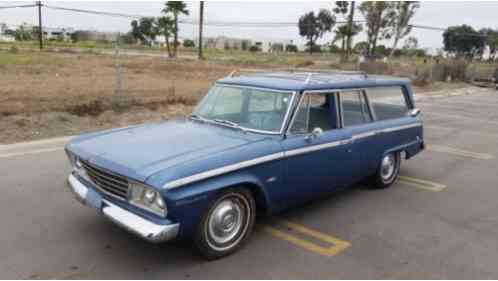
[1,1,498,51]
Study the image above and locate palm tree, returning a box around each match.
[157,16,175,57]
[162,1,189,57]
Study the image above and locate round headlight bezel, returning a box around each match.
[128,182,167,217]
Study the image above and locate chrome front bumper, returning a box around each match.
[67,174,179,243]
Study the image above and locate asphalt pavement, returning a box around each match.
[1,87,498,279]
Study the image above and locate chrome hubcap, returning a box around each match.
[381,154,396,181]
[208,199,243,244]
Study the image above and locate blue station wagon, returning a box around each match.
[66,71,424,259]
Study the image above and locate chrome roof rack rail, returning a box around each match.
[226,68,368,80]
[304,73,313,84]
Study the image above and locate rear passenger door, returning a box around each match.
[365,86,422,164]
[338,90,378,179]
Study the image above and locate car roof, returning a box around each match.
[217,71,411,92]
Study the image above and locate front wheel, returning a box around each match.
[195,188,255,260]
[370,151,401,189]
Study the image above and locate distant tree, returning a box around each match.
[480,28,498,61]
[298,9,336,54]
[130,20,144,43]
[157,16,175,56]
[183,39,195,48]
[388,1,419,57]
[359,2,395,57]
[139,17,158,42]
[285,44,298,52]
[130,18,158,45]
[443,25,485,59]
[241,40,250,51]
[374,44,388,56]
[329,44,340,53]
[305,41,322,53]
[403,36,418,50]
[163,1,189,57]
[249,45,261,52]
[119,33,137,45]
[332,1,361,55]
[271,43,284,52]
[14,24,32,41]
[354,41,369,55]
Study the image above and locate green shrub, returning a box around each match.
[183,39,195,48]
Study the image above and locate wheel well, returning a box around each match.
[222,182,269,217]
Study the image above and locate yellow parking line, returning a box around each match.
[427,144,494,160]
[398,176,447,192]
[262,219,351,257]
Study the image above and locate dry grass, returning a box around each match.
[0,48,472,144]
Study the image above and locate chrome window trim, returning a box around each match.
[339,89,374,128]
[286,88,373,135]
[286,90,341,136]
[363,89,377,121]
[366,85,412,121]
[202,83,297,135]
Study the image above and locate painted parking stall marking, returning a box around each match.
[398,176,447,192]
[262,219,351,257]
[426,144,494,160]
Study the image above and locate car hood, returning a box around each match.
[68,118,269,182]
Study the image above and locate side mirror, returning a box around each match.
[305,127,323,141]
[408,108,421,117]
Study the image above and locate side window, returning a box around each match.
[340,91,372,127]
[367,86,409,121]
[290,93,335,134]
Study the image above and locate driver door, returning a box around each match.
[281,92,354,206]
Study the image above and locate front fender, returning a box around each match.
[162,168,277,238]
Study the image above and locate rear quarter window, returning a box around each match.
[367,86,410,121]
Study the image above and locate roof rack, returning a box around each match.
[227,68,368,83]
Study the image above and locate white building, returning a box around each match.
[252,38,295,53]
[43,27,74,41]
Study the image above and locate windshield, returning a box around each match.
[193,85,293,133]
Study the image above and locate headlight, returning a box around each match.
[129,183,167,217]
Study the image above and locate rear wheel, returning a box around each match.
[370,152,401,189]
[195,188,255,260]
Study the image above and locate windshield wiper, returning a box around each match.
[213,119,247,132]
[189,114,206,123]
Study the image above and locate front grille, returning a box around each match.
[81,160,129,200]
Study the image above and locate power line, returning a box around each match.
[43,4,364,28]
[0,4,37,10]
[410,24,490,38]
[43,4,148,19]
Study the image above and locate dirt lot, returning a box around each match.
[0,49,469,144]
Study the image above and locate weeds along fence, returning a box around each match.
[357,59,497,86]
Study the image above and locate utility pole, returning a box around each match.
[37,1,43,50]
[346,1,355,60]
[198,1,204,60]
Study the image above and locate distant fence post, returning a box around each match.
[115,32,123,96]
